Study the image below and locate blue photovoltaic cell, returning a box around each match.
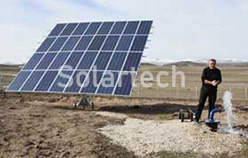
[65,71,88,92]
[110,22,126,34]
[93,52,112,70]
[80,71,103,93]
[7,20,152,96]
[50,71,73,92]
[35,71,58,91]
[85,22,101,35]
[37,38,56,52]
[102,36,120,50]
[60,23,78,36]
[88,36,106,50]
[7,71,31,91]
[114,72,136,95]
[124,21,139,34]
[75,36,93,50]
[21,71,45,91]
[97,71,119,94]
[64,52,84,69]
[61,37,80,51]
[36,53,57,70]
[116,36,134,51]
[107,53,127,70]
[123,53,142,71]
[98,22,114,34]
[23,54,44,70]
[131,36,148,51]
[137,21,152,34]
[49,37,68,51]
[48,23,66,36]
[77,51,98,69]
[49,53,70,69]
[73,23,89,35]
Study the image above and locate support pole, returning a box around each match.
[76,95,94,110]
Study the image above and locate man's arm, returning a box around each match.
[215,80,221,85]
[215,70,222,86]
[212,80,220,86]
[204,80,214,85]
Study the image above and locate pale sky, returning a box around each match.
[0,0,248,64]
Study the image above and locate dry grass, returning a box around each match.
[133,65,248,100]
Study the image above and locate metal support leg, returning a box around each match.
[76,95,95,111]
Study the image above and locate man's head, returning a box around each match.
[208,59,216,69]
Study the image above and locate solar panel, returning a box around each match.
[7,20,153,96]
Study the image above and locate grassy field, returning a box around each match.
[0,64,248,101]
[0,65,21,88]
[134,65,248,100]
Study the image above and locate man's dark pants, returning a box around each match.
[195,87,217,122]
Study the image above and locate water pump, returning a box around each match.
[205,104,224,130]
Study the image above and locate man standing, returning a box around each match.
[195,59,222,122]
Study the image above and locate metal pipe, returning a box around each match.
[210,108,221,120]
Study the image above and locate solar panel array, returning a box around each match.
[7,20,153,96]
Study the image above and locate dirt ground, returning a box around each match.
[0,93,136,158]
[0,92,248,158]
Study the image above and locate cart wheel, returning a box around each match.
[190,112,194,121]
[181,113,185,122]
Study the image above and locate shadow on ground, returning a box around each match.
[98,103,197,115]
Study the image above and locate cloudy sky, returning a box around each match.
[0,0,248,64]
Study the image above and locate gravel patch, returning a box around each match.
[96,112,244,157]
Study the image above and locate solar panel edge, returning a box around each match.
[5,71,28,92]
[127,21,153,96]
[6,72,133,97]
[14,23,71,92]
[5,90,132,97]
[112,20,153,95]
[48,23,66,37]
[122,28,151,96]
